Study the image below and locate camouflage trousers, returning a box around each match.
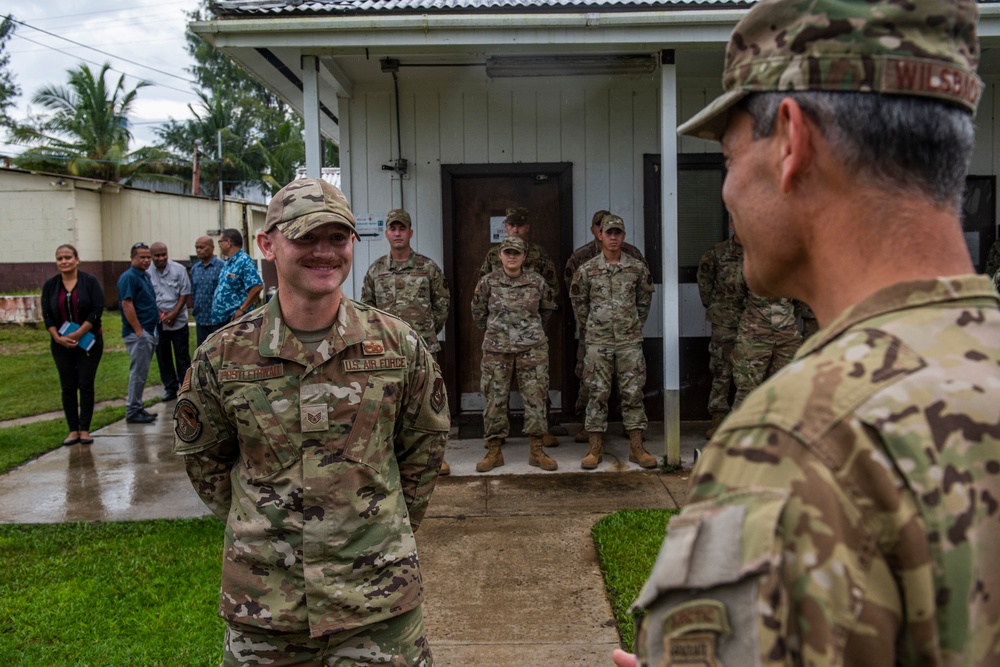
[222,606,431,666]
[731,328,801,407]
[584,343,648,433]
[481,344,549,439]
[706,324,738,415]
[574,331,587,414]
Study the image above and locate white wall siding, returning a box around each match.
[74,189,104,262]
[344,76,665,275]
[0,172,78,263]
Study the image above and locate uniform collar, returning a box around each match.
[257,294,367,369]
[799,275,999,357]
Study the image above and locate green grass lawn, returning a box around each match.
[0,518,225,666]
[0,323,162,421]
[592,509,677,650]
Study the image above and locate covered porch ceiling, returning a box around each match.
[190,3,1000,143]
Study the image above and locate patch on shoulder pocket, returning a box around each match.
[632,490,789,667]
[174,399,203,443]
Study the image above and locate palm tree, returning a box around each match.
[11,63,149,181]
[257,119,305,195]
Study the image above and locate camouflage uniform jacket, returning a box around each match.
[739,290,797,337]
[985,238,1000,278]
[565,239,646,333]
[633,276,1000,667]
[471,269,556,353]
[696,238,746,328]
[360,251,450,354]
[570,253,654,347]
[172,295,450,638]
[478,241,559,298]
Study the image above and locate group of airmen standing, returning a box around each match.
[697,227,817,438]
[361,204,660,474]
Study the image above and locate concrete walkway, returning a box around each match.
[0,408,702,665]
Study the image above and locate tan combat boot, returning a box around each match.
[542,432,559,447]
[439,460,451,476]
[581,432,603,470]
[528,435,558,471]
[476,438,504,472]
[574,429,589,443]
[628,430,658,469]
[705,412,726,439]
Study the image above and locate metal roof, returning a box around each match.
[212,0,752,16]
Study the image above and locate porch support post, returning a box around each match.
[659,49,681,467]
[302,55,322,178]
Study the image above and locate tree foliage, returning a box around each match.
[9,63,161,182]
[153,0,307,197]
[0,15,21,130]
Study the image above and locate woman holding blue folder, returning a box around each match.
[42,244,104,446]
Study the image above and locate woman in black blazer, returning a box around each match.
[41,244,105,446]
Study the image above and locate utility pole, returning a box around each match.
[217,129,224,231]
[192,140,201,195]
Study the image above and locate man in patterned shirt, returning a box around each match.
[189,235,225,346]
[211,228,263,325]
[619,1,1000,666]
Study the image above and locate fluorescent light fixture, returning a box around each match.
[486,54,657,78]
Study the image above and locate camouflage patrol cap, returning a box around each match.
[600,214,625,233]
[678,0,983,142]
[505,207,530,225]
[591,209,612,226]
[263,178,357,239]
[499,235,526,254]
[386,208,412,228]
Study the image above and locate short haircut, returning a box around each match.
[740,92,974,213]
[220,228,245,248]
[130,242,150,258]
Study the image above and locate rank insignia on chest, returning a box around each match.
[301,403,329,432]
[362,339,385,355]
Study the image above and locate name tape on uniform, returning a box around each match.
[219,364,284,382]
[343,356,407,372]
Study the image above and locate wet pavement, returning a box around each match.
[0,400,209,524]
[0,408,702,524]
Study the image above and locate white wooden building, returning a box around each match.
[193,0,1000,460]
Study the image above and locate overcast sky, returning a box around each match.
[3,0,205,157]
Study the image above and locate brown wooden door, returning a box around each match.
[442,164,574,430]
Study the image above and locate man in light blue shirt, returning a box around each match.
[148,242,191,402]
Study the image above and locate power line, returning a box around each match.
[11,33,197,97]
[9,17,197,84]
[22,1,195,24]
[12,37,180,56]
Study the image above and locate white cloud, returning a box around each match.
[4,0,203,152]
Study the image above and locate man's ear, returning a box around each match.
[775,98,814,194]
[257,231,276,261]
